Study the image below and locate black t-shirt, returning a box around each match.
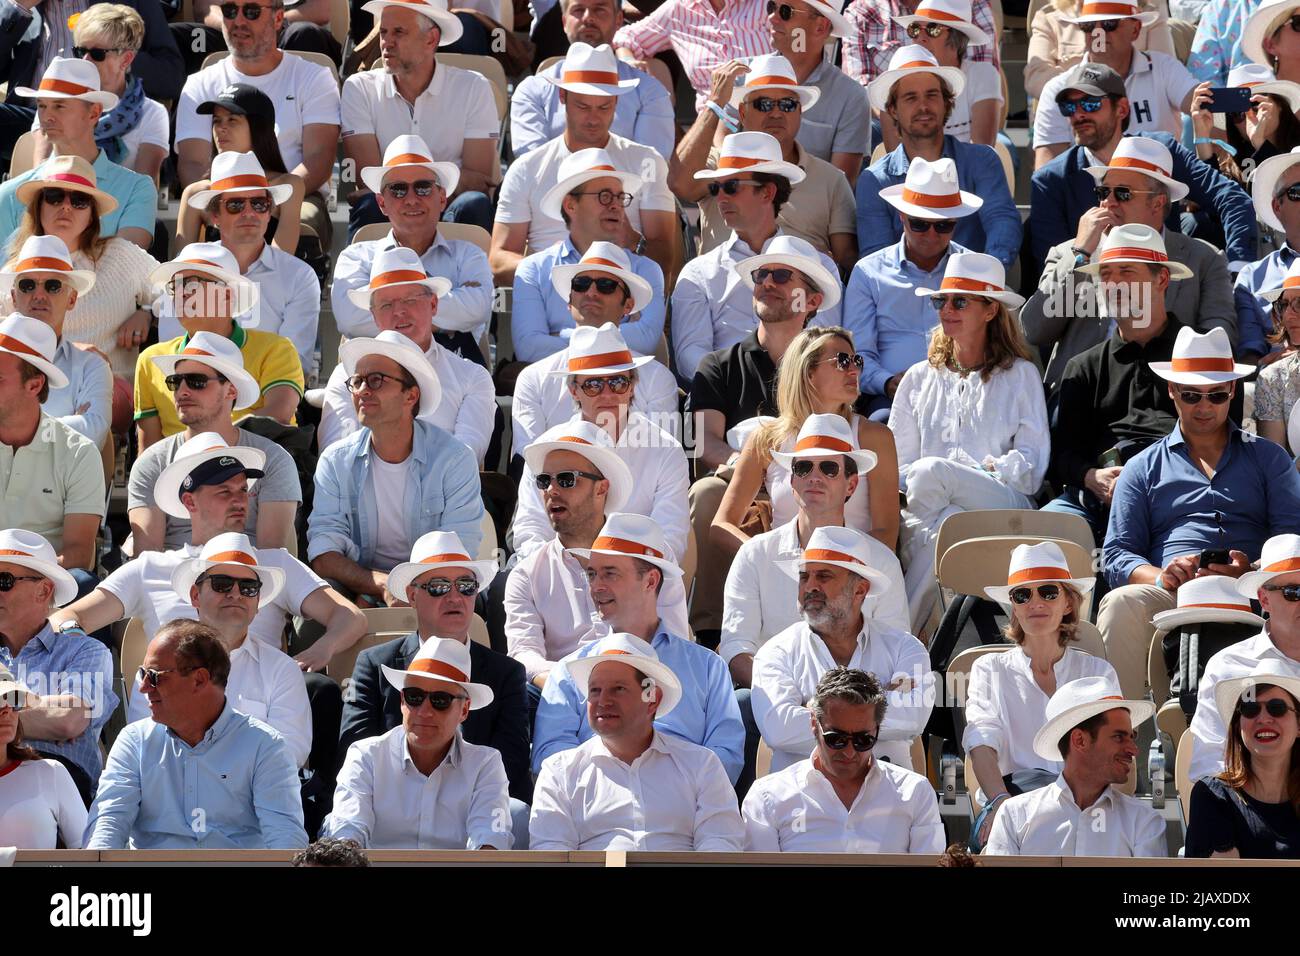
[1185,778,1300,859]
[688,331,779,431]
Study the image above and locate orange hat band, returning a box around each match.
[578,257,625,271]
[385,153,436,167]
[914,7,966,21]
[409,659,468,683]
[39,78,95,96]
[593,536,664,559]
[179,347,216,358]
[1183,602,1251,611]
[794,435,853,453]
[744,74,800,88]
[599,649,634,657]
[804,548,865,565]
[569,350,634,371]
[1079,1,1137,14]
[1008,566,1071,584]
[419,552,473,564]
[0,333,45,360]
[1099,246,1169,263]
[1108,156,1170,178]
[902,187,962,208]
[1283,276,1300,289]
[14,256,72,273]
[561,69,620,85]
[555,435,594,446]
[0,549,36,557]
[210,174,269,192]
[1169,357,1234,372]
[1264,557,1300,573]
[370,269,428,288]
[718,155,765,169]
[205,550,257,566]
[898,60,941,69]
[940,277,1000,293]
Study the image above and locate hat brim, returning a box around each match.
[771,445,877,473]
[387,556,500,607]
[984,575,1096,604]
[1147,361,1254,385]
[345,275,453,309]
[880,183,982,219]
[15,175,117,216]
[13,86,118,109]
[380,662,494,710]
[694,160,806,184]
[1084,162,1190,203]
[1249,81,1300,116]
[188,181,295,210]
[340,336,443,418]
[1032,697,1155,763]
[549,262,654,314]
[0,678,33,706]
[1252,150,1300,233]
[915,284,1025,309]
[170,555,286,608]
[1152,607,1265,631]
[522,438,633,512]
[735,250,842,310]
[360,159,460,197]
[730,82,821,110]
[802,0,853,36]
[0,343,67,389]
[778,555,892,596]
[540,168,644,221]
[567,653,682,718]
[565,543,683,579]
[151,350,263,411]
[1243,5,1300,67]
[868,63,966,112]
[154,444,267,519]
[893,13,990,45]
[1065,10,1158,25]
[1237,565,1300,597]
[545,74,640,97]
[147,260,260,317]
[1215,671,1300,734]
[1075,257,1194,280]
[0,265,96,295]
[0,554,78,606]
[546,351,655,376]
[361,0,463,44]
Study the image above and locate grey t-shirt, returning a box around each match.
[127,429,302,550]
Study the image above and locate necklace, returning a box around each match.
[950,354,985,376]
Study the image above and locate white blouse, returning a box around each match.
[0,758,87,849]
[767,413,873,530]
[64,239,160,379]
[889,358,1050,498]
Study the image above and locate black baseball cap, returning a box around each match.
[181,455,265,494]
[196,83,276,123]
[1055,63,1127,102]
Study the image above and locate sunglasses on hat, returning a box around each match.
[401,687,468,710]
[411,577,480,598]
[907,218,957,234]
[817,718,877,752]
[1009,583,1061,604]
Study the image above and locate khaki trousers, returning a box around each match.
[1096,583,1176,699]
[688,474,731,633]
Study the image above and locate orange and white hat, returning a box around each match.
[771,413,878,473]
[880,155,982,220]
[149,242,260,317]
[153,431,267,519]
[1076,223,1192,280]
[361,0,462,45]
[1226,63,1300,114]
[1238,534,1300,596]
[549,241,653,313]
[984,541,1095,605]
[545,42,639,97]
[360,134,460,196]
[188,151,294,209]
[1032,676,1154,763]
[893,0,990,46]
[566,632,682,718]
[734,235,842,309]
[387,530,499,605]
[170,532,286,608]
[1148,326,1253,385]
[546,321,653,377]
[0,528,77,606]
[339,329,443,418]
[0,234,95,294]
[1065,0,1157,25]
[150,330,262,410]
[867,44,965,112]
[1260,256,1300,303]
[1084,136,1189,202]
[1153,575,1264,631]
[346,245,451,308]
[15,56,117,108]
[523,420,633,512]
[566,511,683,579]
[693,131,805,183]
[0,312,68,389]
[915,251,1024,308]
[730,53,820,109]
[780,525,892,594]
[381,636,494,710]
[14,154,117,216]
[540,147,643,221]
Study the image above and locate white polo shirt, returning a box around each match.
[340,63,500,165]
[1033,50,1197,147]
[494,131,674,253]
[983,774,1167,857]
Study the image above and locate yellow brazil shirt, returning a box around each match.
[133,323,305,438]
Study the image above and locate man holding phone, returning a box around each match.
[1097,326,1300,699]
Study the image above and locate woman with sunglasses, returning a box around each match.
[1247,0,1300,84]
[712,326,900,558]
[1253,259,1300,451]
[1025,0,1172,102]
[1190,65,1300,195]
[965,542,1115,850]
[1186,665,1300,858]
[0,668,88,849]
[889,253,1048,626]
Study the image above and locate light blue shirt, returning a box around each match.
[531,624,746,784]
[510,59,675,161]
[45,336,113,447]
[512,237,666,362]
[1234,242,1296,361]
[843,236,966,396]
[1,623,116,785]
[307,419,485,570]
[84,700,307,850]
[0,150,157,253]
[1186,0,1254,85]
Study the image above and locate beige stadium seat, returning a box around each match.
[120,618,148,703]
[469,612,491,647]
[478,508,498,561]
[1175,727,1193,821]
[8,130,36,179]
[326,606,418,684]
[330,0,351,49]
[1156,699,1188,750]
[439,221,491,254]
[934,509,1096,565]
[352,222,389,244]
[936,534,1093,600]
[1148,629,1170,705]
[755,738,774,779]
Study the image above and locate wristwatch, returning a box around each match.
[56,620,87,636]
[1070,246,1090,268]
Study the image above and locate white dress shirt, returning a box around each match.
[963,646,1118,779]
[510,412,690,560]
[742,754,945,853]
[529,730,744,851]
[983,774,1167,857]
[751,620,933,772]
[718,518,909,665]
[0,758,87,849]
[127,630,312,768]
[503,537,690,680]
[670,231,843,378]
[494,131,674,253]
[45,337,114,447]
[510,348,679,458]
[319,336,496,463]
[1189,627,1300,783]
[323,726,512,849]
[330,230,494,342]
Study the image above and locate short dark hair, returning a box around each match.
[18,359,48,404]
[811,667,887,725]
[291,838,371,867]
[630,556,665,595]
[1057,710,1109,759]
[752,172,793,216]
[157,619,232,688]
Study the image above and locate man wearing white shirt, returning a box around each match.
[983,676,1166,857]
[529,632,744,851]
[324,636,513,849]
[331,135,494,359]
[320,246,495,464]
[751,525,932,773]
[489,42,675,284]
[743,667,944,853]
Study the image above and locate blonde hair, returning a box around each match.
[72,4,145,51]
[926,299,1034,381]
[753,326,856,459]
[1003,584,1084,647]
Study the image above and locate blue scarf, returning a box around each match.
[94,75,146,165]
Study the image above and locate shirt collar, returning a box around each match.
[401,730,463,772]
[169,697,237,747]
[28,621,58,653]
[1051,772,1117,812]
[1166,418,1241,449]
[181,321,246,350]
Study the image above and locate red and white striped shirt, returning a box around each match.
[613,0,773,110]
[841,0,1000,86]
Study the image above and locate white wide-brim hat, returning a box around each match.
[188,151,295,209]
[1151,574,1264,631]
[867,45,966,112]
[362,0,463,44]
[149,246,260,318]
[1065,1,1157,26]
[1084,145,1190,203]
[1148,326,1254,385]
[894,1,991,45]
[1075,223,1193,280]
[735,239,842,310]
[693,131,806,183]
[15,155,118,216]
[1,235,96,294]
[550,246,654,315]
[796,0,854,36]
[150,333,263,411]
[983,541,1095,605]
[523,427,633,512]
[386,531,498,607]
[565,512,683,581]
[381,650,494,711]
[729,54,821,110]
[170,543,286,609]
[359,135,461,197]
[914,250,1025,308]
[1237,533,1300,596]
[0,528,77,606]
[0,313,68,389]
[566,634,683,718]
[1243,0,1300,66]
[14,56,118,109]
[546,320,654,376]
[770,412,877,472]
[1215,665,1300,733]
[340,330,443,419]
[777,525,893,595]
[1032,678,1155,763]
[154,439,266,520]
[880,156,982,219]
[544,42,640,96]
[1252,147,1300,233]
[539,164,643,222]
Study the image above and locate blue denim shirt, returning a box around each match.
[307,419,485,569]
[531,624,746,784]
[1234,243,1297,361]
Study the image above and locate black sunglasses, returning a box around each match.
[1263,583,1300,602]
[164,372,223,392]
[1094,185,1157,203]
[752,267,796,285]
[0,691,24,710]
[577,374,631,396]
[136,665,195,688]
[751,96,799,113]
[570,275,626,295]
[382,179,437,199]
[411,577,480,598]
[1010,583,1062,605]
[1240,697,1298,719]
[401,687,468,710]
[906,21,947,37]
[42,188,92,209]
[767,1,818,19]
[345,371,415,393]
[907,217,957,234]
[1058,96,1105,116]
[792,459,841,478]
[74,46,124,61]
[1091,17,1124,31]
[220,2,276,19]
[222,196,272,214]
[817,719,877,752]
[197,573,264,597]
[929,294,990,310]
[570,189,633,208]
[0,571,44,591]
[536,469,604,491]
[817,350,865,371]
[1176,389,1231,405]
[707,179,762,197]
[16,277,65,295]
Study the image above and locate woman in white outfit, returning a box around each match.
[888,252,1050,626]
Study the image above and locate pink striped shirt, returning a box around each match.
[613,0,773,110]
